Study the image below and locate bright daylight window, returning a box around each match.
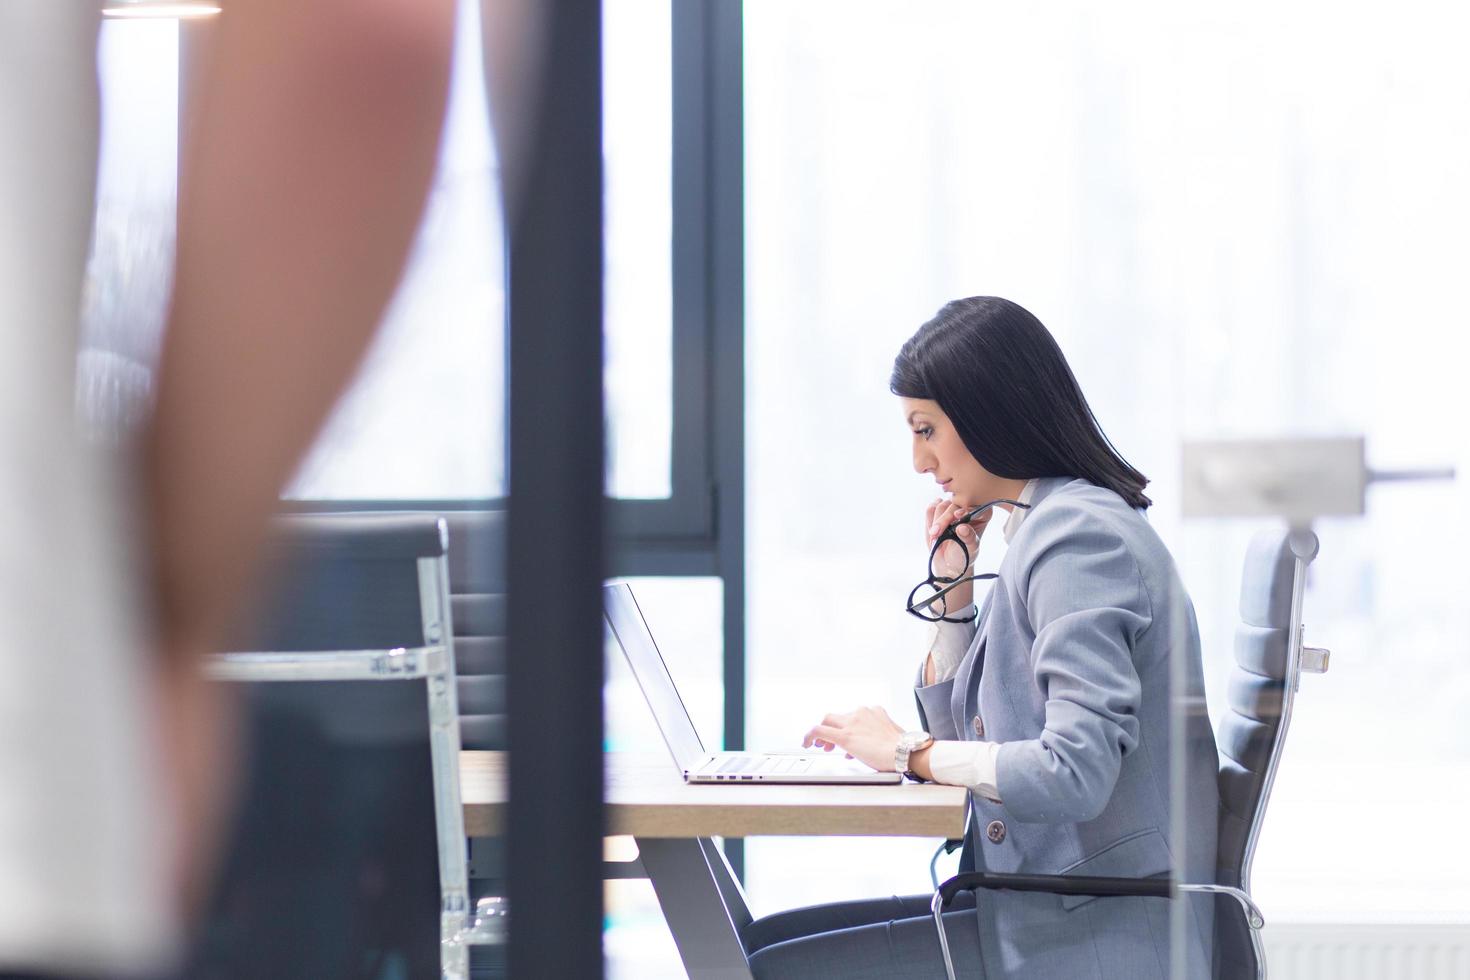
[742,0,1470,948]
[287,0,506,499]
[290,0,674,500]
[87,1,677,502]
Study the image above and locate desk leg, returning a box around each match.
[635,837,754,980]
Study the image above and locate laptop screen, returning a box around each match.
[602,583,707,771]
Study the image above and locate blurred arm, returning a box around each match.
[144,0,454,913]
[147,0,455,661]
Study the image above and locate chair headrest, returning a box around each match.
[1238,528,1317,629]
[271,513,448,561]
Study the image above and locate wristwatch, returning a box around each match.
[894,730,935,780]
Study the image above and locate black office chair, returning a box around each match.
[931,527,1329,980]
[443,512,509,752]
[192,514,505,980]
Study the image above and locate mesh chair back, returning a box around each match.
[444,512,509,751]
[1212,527,1319,976]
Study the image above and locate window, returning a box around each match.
[89,3,698,523]
[290,0,680,505]
[603,575,722,980]
[287,0,505,500]
[604,576,724,755]
[603,0,674,500]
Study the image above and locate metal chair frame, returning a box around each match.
[207,528,503,980]
[931,530,1327,980]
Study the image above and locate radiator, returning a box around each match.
[1262,924,1470,979]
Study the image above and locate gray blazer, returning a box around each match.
[915,476,1219,978]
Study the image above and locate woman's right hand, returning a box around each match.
[924,498,994,612]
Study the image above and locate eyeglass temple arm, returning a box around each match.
[955,498,1030,523]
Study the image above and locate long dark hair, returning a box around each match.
[890,296,1151,509]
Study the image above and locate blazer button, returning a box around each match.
[986,820,1006,844]
[972,715,985,738]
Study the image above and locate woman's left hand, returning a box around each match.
[803,705,905,772]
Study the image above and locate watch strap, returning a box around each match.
[895,731,934,778]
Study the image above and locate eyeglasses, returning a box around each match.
[905,498,1031,623]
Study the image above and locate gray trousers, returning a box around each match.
[743,893,980,980]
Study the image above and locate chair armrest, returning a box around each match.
[927,873,1255,980]
[933,873,1265,927]
[934,871,1170,909]
[1178,883,1265,928]
[444,896,509,948]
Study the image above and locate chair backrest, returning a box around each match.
[194,513,470,980]
[246,513,447,649]
[1211,526,1321,975]
[443,511,509,751]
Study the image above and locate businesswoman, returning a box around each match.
[742,297,1220,979]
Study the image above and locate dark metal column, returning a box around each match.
[505,1,604,975]
[680,0,747,882]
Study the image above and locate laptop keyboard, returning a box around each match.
[714,755,812,776]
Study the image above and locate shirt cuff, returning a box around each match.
[925,611,976,682]
[926,739,1002,802]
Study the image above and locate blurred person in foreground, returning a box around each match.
[0,1,457,977]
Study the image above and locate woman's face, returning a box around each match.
[901,397,1011,509]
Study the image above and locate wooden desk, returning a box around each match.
[460,751,968,839]
[461,751,969,979]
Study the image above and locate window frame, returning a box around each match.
[283,0,725,540]
[276,1,747,869]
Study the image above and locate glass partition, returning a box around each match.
[745,2,1466,975]
[88,1,1470,975]
[1170,2,1470,968]
[86,5,520,976]
[602,0,674,500]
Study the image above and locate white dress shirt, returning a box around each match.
[921,480,1039,802]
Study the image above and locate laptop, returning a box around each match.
[603,582,901,785]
